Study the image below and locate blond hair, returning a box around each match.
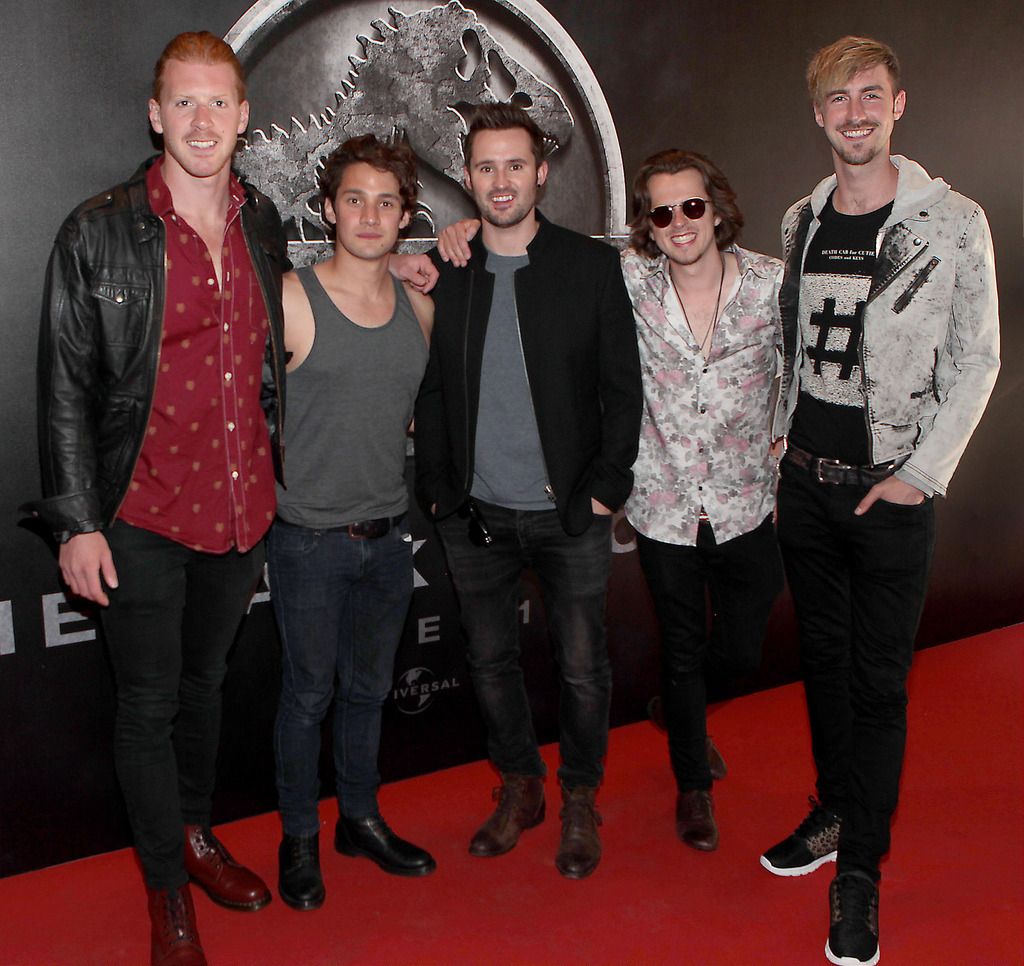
[806,36,900,106]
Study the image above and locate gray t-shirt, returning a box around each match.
[471,252,551,510]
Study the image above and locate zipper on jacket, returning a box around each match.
[512,266,555,501]
[892,257,941,313]
[462,271,474,495]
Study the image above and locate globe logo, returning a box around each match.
[393,667,439,715]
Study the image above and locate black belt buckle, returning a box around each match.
[457,499,493,548]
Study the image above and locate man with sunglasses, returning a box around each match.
[415,103,642,879]
[620,151,785,853]
[762,37,999,965]
[435,143,783,855]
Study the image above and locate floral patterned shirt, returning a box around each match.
[622,245,783,546]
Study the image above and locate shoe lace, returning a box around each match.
[160,890,196,943]
[492,777,527,814]
[287,835,318,863]
[559,791,602,829]
[192,826,233,865]
[796,796,837,837]
[834,873,876,927]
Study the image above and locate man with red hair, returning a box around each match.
[26,31,287,966]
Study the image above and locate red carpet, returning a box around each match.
[2,626,1021,965]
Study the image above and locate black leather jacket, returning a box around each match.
[23,157,289,543]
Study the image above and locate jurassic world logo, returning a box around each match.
[227,0,625,264]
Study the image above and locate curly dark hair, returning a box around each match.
[318,135,418,233]
[629,150,743,259]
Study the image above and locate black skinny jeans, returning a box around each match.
[436,503,613,790]
[100,520,265,889]
[637,515,783,791]
[777,457,935,879]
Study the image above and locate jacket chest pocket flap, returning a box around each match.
[91,279,151,346]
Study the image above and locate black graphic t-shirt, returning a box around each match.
[789,193,893,464]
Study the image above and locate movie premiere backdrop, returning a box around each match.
[1,0,1021,878]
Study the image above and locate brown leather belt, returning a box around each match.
[784,444,904,487]
[344,514,405,539]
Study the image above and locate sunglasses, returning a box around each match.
[457,499,493,548]
[648,197,708,228]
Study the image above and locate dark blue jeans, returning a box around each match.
[777,458,935,879]
[101,520,265,889]
[268,518,414,836]
[437,502,613,789]
[637,515,783,792]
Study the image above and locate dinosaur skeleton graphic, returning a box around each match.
[236,1,574,244]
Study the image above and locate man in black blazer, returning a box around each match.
[414,103,641,879]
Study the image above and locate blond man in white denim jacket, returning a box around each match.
[760,36,999,966]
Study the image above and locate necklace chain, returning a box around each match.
[671,254,726,358]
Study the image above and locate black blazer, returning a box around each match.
[414,213,642,536]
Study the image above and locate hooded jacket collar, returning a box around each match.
[808,155,950,226]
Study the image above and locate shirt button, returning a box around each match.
[223,323,230,332]
[227,421,235,432]
[208,278,216,286]
[231,471,239,480]
[225,372,233,382]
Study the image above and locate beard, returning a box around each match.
[829,126,886,166]
[473,187,538,230]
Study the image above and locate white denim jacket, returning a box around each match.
[774,156,1000,496]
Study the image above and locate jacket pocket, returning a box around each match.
[892,257,941,314]
[91,277,151,347]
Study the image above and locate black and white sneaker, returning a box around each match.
[760,796,841,876]
[825,871,880,965]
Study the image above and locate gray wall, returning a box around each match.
[1,0,1021,878]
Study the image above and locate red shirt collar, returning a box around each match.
[145,155,247,219]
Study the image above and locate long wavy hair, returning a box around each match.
[629,150,743,259]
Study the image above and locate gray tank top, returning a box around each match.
[276,267,428,528]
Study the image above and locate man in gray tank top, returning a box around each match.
[413,105,643,879]
[267,136,435,910]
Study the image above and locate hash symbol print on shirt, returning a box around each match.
[807,297,864,381]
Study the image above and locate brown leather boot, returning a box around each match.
[705,737,728,781]
[183,824,271,911]
[676,789,719,851]
[555,783,602,879]
[147,883,206,966]
[646,699,728,781]
[469,774,545,856]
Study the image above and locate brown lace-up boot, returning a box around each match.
[468,773,545,856]
[555,783,602,879]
